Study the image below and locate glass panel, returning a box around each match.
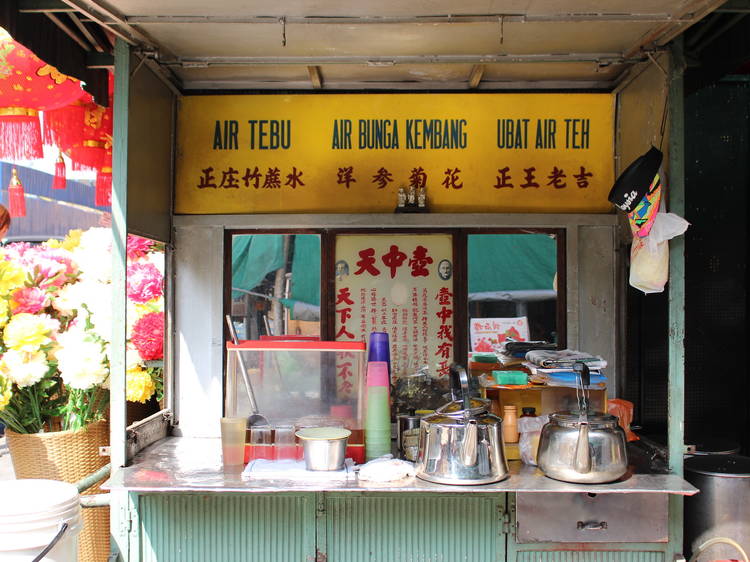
[467,233,558,352]
[229,233,321,338]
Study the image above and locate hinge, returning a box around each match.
[315,550,327,562]
[502,508,511,534]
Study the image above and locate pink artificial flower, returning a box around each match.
[127,235,155,260]
[11,286,50,314]
[131,312,164,360]
[126,262,163,304]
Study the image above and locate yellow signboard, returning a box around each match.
[175,93,614,214]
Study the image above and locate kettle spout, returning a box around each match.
[461,420,478,467]
[574,422,592,474]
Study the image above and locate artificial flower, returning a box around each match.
[127,236,154,260]
[72,228,112,283]
[0,299,8,328]
[0,349,50,387]
[0,372,11,411]
[2,313,59,352]
[125,364,156,403]
[10,286,50,314]
[56,329,109,390]
[126,262,163,304]
[131,311,164,361]
[0,260,27,296]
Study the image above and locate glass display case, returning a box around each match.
[225,340,367,463]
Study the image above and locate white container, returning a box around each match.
[0,479,83,562]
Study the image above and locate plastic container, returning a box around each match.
[365,361,392,460]
[502,405,519,443]
[493,371,528,385]
[0,479,83,562]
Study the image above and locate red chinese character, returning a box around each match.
[337,166,357,188]
[437,324,454,341]
[197,167,217,189]
[285,167,305,188]
[435,287,454,306]
[573,166,593,188]
[335,325,355,339]
[520,167,540,188]
[263,167,282,189]
[436,306,453,324]
[408,245,433,277]
[436,341,452,359]
[409,167,427,188]
[372,167,394,189]
[437,361,450,377]
[337,307,352,324]
[382,245,407,278]
[337,362,353,379]
[442,167,463,189]
[547,167,567,189]
[336,287,354,305]
[354,248,381,276]
[218,167,240,189]
[340,380,353,393]
[242,166,262,188]
[493,166,513,189]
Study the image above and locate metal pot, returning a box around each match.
[415,364,509,485]
[537,411,627,484]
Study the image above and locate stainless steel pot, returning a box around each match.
[415,364,509,485]
[537,411,628,483]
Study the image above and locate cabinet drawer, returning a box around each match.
[515,492,668,543]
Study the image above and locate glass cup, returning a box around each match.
[274,425,296,461]
[249,425,274,460]
[220,417,247,469]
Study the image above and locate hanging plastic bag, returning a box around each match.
[629,208,689,294]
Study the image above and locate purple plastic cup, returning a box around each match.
[368,331,391,382]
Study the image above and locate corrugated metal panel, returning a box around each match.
[137,493,316,562]
[515,552,664,562]
[324,493,505,562]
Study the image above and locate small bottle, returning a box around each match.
[520,407,537,418]
[502,405,519,443]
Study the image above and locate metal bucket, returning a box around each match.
[684,454,750,562]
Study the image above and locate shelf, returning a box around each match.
[105,437,698,496]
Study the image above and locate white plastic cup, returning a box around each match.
[0,479,83,562]
[220,417,247,467]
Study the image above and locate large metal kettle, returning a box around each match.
[537,362,628,484]
[415,364,509,485]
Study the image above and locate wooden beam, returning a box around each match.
[68,11,105,53]
[307,65,323,89]
[18,0,74,13]
[45,12,90,51]
[468,64,485,89]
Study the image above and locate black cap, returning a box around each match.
[608,146,663,212]
[521,407,536,416]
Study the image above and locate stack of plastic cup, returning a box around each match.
[368,332,391,383]
[365,361,391,460]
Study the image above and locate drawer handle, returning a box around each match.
[577,521,608,531]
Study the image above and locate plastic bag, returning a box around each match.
[517,414,548,466]
[629,210,689,294]
[357,455,416,482]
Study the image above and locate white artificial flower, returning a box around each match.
[72,228,113,283]
[0,349,50,387]
[145,251,165,277]
[52,280,89,317]
[56,330,109,390]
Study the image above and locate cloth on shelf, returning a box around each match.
[525,349,607,370]
[357,455,416,482]
[243,458,356,481]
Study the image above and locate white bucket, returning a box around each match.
[0,479,83,562]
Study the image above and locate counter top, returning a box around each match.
[104,437,698,495]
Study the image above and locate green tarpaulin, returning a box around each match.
[468,234,556,293]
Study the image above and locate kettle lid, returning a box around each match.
[436,397,490,416]
[550,411,619,427]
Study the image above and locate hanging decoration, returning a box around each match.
[95,165,112,206]
[52,151,66,189]
[42,93,92,151]
[0,27,85,161]
[6,167,26,217]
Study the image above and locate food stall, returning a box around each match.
[9,1,725,559]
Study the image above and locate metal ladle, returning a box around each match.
[225,315,270,427]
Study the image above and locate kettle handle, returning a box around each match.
[449,363,471,411]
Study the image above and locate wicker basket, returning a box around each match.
[5,420,111,562]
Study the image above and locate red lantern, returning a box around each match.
[0,27,85,160]
[6,167,26,218]
[43,92,92,150]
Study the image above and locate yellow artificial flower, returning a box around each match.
[0,298,8,328]
[61,229,83,252]
[126,366,156,403]
[0,260,27,297]
[2,313,57,352]
[0,372,11,412]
